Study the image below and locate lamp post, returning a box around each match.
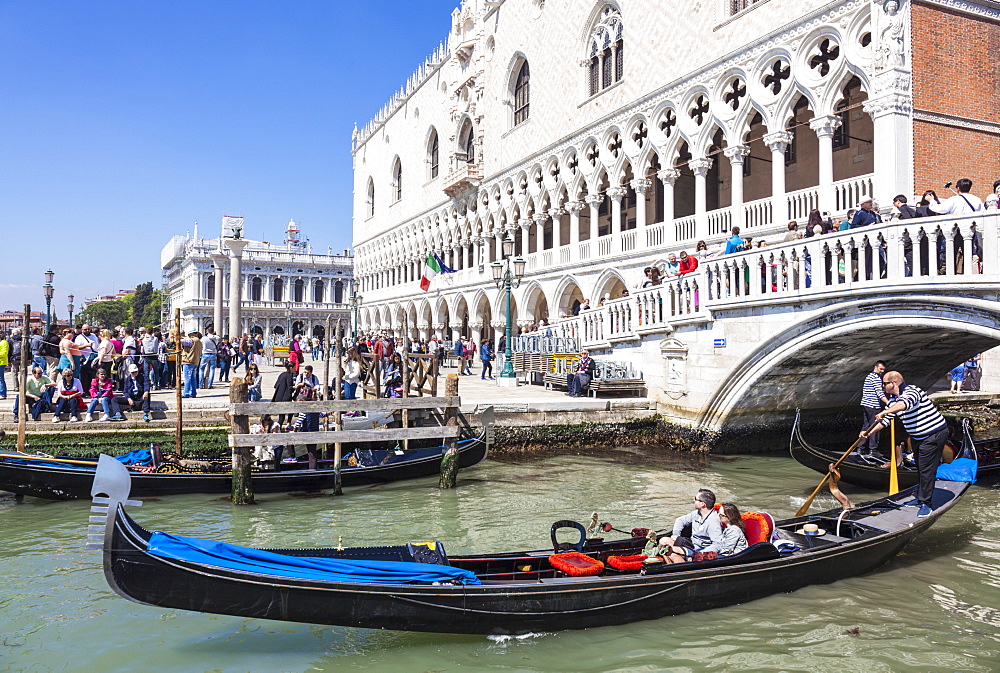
[43,269,55,333]
[350,293,363,340]
[285,302,291,338]
[490,235,526,387]
[67,294,75,330]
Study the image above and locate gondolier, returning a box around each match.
[860,371,948,518]
[859,361,889,461]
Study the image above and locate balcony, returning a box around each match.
[442,162,482,198]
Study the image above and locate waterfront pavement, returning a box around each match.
[0,359,656,431]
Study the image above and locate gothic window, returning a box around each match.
[391,157,402,202]
[207,274,215,301]
[250,277,262,301]
[366,178,375,218]
[833,99,849,150]
[294,279,305,303]
[335,280,344,303]
[314,280,324,303]
[272,277,284,302]
[513,60,530,126]
[730,0,762,15]
[459,120,475,164]
[587,5,624,97]
[428,129,439,178]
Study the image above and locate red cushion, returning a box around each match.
[607,554,647,571]
[548,552,605,577]
[741,512,772,545]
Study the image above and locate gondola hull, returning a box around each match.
[90,453,971,635]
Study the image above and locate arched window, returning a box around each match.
[366,177,375,218]
[459,120,475,164]
[428,129,439,179]
[314,280,324,303]
[391,157,402,202]
[206,274,215,301]
[587,6,624,97]
[272,277,283,302]
[294,278,305,303]
[513,60,530,125]
[334,280,344,304]
[250,277,262,301]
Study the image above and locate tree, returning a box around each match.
[132,282,154,327]
[78,300,128,328]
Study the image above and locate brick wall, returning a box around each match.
[911,1,1000,197]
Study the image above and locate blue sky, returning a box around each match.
[0,0,457,314]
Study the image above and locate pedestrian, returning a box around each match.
[858,360,889,462]
[479,339,493,380]
[180,330,202,398]
[453,337,466,375]
[342,347,362,399]
[14,366,56,421]
[565,349,596,397]
[245,363,263,402]
[272,361,296,427]
[216,336,232,383]
[311,335,321,361]
[52,368,85,422]
[86,367,123,422]
[928,178,984,215]
[724,227,745,254]
[963,354,982,392]
[949,363,965,394]
[893,194,917,219]
[200,328,219,389]
[0,331,8,400]
[140,329,162,389]
[115,363,152,422]
[860,371,949,517]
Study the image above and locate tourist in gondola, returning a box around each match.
[861,371,948,517]
[717,503,749,556]
[659,488,725,563]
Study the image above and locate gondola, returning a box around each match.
[90,445,972,635]
[790,410,999,490]
[0,408,493,500]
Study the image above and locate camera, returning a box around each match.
[944,181,953,189]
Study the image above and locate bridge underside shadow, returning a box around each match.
[701,298,1000,437]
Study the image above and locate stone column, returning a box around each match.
[462,239,471,269]
[211,253,226,335]
[472,237,482,270]
[689,158,714,242]
[586,193,603,242]
[722,146,750,232]
[810,115,842,216]
[532,213,546,253]
[518,218,531,257]
[631,178,652,232]
[658,168,681,235]
[566,201,584,259]
[224,239,249,342]
[864,76,914,205]
[607,186,627,248]
[549,207,565,253]
[764,130,794,227]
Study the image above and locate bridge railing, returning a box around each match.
[701,209,998,306]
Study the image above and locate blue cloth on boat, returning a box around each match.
[145,531,482,585]
[115,448,152,466]
[936,457,977,484]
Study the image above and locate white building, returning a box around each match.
[350,0,999,410]
[162,219,354,339]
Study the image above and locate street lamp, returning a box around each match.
[285,302,292,337]
[43,269,55,333]
[67,294,75,329]
[350,293,363,340]
[490,235,526,386]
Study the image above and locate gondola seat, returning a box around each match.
[606,554,647,571]
[641,542,781,575]
[740,512,774,545]
[548,552,605,577]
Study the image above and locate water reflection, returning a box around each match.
[1,453,998,673]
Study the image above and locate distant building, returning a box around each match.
[0,310,46,331]
[161,219,354,338]
[83,289,135,308]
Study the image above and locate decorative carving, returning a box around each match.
[659,337,688,398]
[875,0,906,71]
[808,38,840,76]
[689,158,714,177]
[566,200,586,214]
[689,95,710,125]
[606,186,628,202]
[763,130,795,152]
[630,178,653,194]
[809,114,843,138]
[723,145,751,164]
[657,168,682,186]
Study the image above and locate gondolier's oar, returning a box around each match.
[796,418,883,517]
[0,452,98,467]
[888,418,899,495]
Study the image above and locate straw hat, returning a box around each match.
[795,523,826,536]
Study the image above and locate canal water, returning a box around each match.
[2,449,998,673]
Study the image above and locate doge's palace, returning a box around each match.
[351,0,999,353]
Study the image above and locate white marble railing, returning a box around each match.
[597,235,613,257]
[834,175,874,213]
[579,241,591,261]
[621,229,638,252]
[743,197,772,231]
[708,209,732,238]
[786,186,820,222]
[675,215,696,243]
[646,223,665,248]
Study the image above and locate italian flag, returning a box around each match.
[419,253,454,291]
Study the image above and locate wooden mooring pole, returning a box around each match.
[174,308,183,456]
[16,303,30,453]
[439,373,460,489]
[229,378,254,505]
[333,319,344,495]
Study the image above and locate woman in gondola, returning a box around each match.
[717,503,748,556]
[272,361,296,428]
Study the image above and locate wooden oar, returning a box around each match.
[0,452,98,467]
[795,418,884,517]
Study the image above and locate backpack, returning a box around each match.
[141,335,159,356]
[41,335,60,358]
[296,384,314,401]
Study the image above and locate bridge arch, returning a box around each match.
[699,296,1000,430]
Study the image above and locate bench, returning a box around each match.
[543,372,645,397]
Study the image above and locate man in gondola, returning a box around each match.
[858,360,889,462]
[860,371,947,518]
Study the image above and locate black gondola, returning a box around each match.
[790,410,999,490]
[0,408,493,500]
[90,445,972,635]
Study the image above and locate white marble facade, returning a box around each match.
[162,222,353,339]
[351,0,919,345]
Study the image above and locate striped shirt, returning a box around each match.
[860,372,884,409]
[884,384,947,440]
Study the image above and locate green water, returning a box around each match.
[2,449,998,673]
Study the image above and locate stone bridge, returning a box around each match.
[536,210,1000,431]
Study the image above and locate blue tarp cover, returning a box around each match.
[936,457,978,484]
[145,531,482,585]
[115,448,152,466]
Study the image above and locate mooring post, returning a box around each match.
[333,319,344,496]
[322,315,332,459]
[174,308,183,456]
[439,373,460,489]
[16,303,30,453]
[229,378,254,505]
